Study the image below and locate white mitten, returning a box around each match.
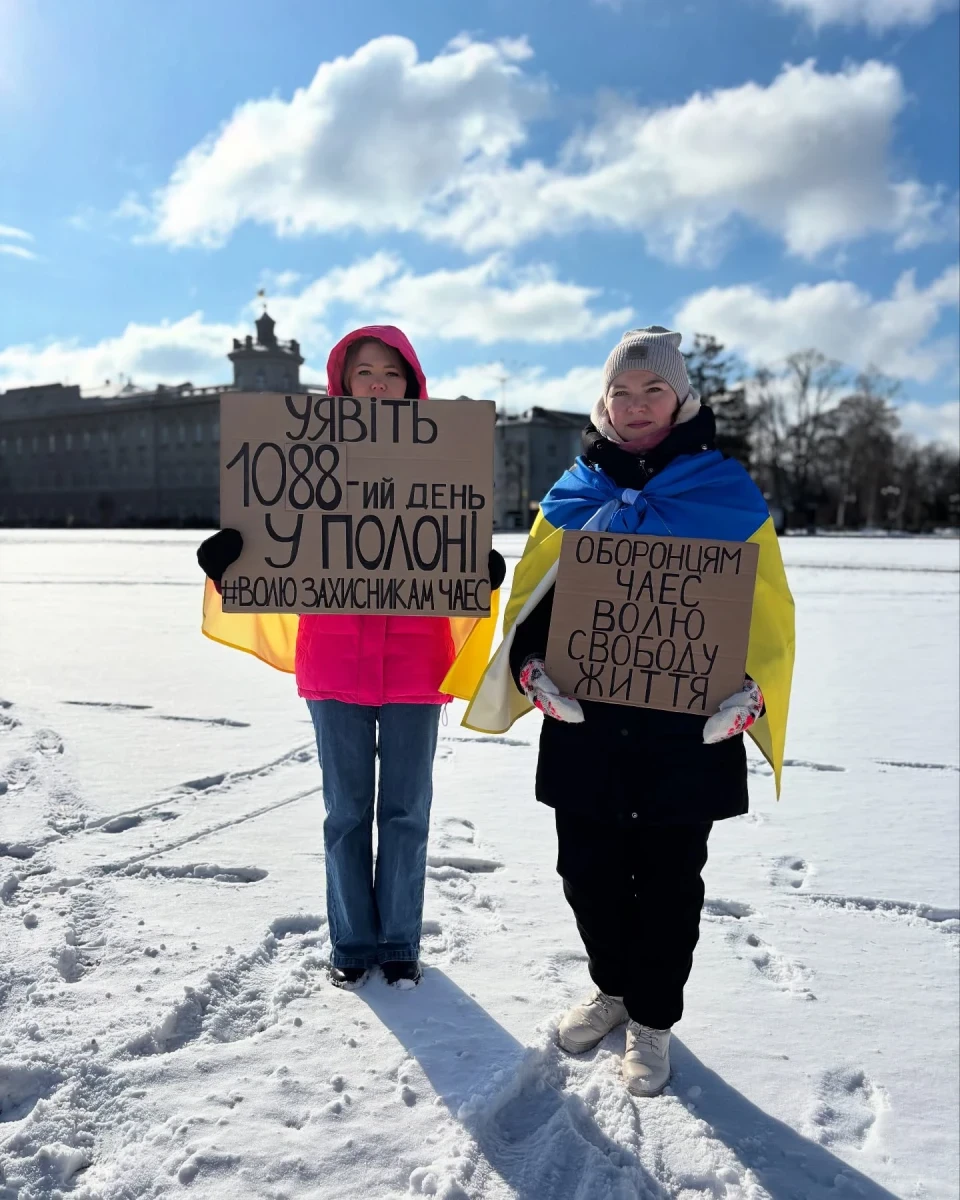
[703,679,764,744]
[518,658,585,724]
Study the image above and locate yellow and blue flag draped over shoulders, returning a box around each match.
[201,580,500,697]
[457,450,795,795]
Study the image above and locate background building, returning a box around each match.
[0,315,589,529]
[0,313,315,527]
[493,407,587,529]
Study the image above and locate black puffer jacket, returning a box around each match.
[509,406,749,826]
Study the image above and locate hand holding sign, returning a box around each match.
[545,531,759,716]
[197,528,242,589]
[702,678,764,742]
[519,657,585,724]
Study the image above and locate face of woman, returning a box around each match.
[344,340,408,399]
[605,369,679,440]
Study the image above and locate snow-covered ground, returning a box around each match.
[1,530,958,1200]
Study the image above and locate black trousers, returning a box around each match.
[555,809,712,1030]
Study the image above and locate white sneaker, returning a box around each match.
[557,990,628,1054]
[623,1021,671,1096]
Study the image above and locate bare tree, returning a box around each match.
[822,371,901,528]
[683,334,752,466]
[751,350,846,527]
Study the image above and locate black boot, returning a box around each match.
[328,965,369,990]
[382,960,422,989]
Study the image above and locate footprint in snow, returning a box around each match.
[532,948,589,987]
[34,729,65,756]
[426,854,502,874]
[727,927,816,1000]
[121,862,268,884]
[702,898,755,920]
[419,916,473,964]
[172,745,315,796]
[0,1062,65,1123]
[0,843,37,860]
[46,789,87,834]
[750,758,845,775]
[797,893,960,934]
[769,855,810,890]
[177,773,227,793]
[1,758,35,793]
[99,810,179,834]
[0,699,17,734]
[806,1066,884,1149]
[151,714,250,729]
[439,733,532,748]
[876,758,960,773]
[101,814,145,833]
[127,917,327,1056]
[434,817,476,846]
[54,892,107,982]
[782,758,846,773]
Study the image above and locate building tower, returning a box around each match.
[228,310,304,392]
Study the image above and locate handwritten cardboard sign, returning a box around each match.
[219,393,496,616]
[545,531,759,715]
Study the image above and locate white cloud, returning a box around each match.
[0,243,36,260]
[897,400,960,447]
[142,44,954,263]
[262,253,632,347]
[0,253,627,391]
[429,361,600,412]
[0,224,36,261]
[674,265,960,381]
[890,182,960,251]
[435,59,951,261]
[773,0,958,31]
[150,35,544,249]
[0,313,240,392]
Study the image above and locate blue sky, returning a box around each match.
[1,0,958,442]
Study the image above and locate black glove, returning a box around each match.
[197,528,243,586]
[488,549,506,591]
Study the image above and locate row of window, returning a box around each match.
[3,445,211,475]
[0,421,220,456]
[7,465,218,490]
[1,497,218,525]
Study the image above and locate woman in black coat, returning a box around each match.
[506,327,774,1097]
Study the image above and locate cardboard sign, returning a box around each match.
[219,393,496,616]
[545,531,759,715]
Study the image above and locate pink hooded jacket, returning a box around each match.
[294,327,455,706]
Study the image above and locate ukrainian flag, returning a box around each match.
[452,450,795,794]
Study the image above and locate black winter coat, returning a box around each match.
[509,406,749,826]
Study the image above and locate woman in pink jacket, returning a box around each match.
[198,327,505,990]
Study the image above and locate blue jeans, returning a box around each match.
[306,700,440,969]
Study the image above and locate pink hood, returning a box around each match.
[326,325,428,400]
[295,326,453,707]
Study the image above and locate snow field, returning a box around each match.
[0,531,957,1198]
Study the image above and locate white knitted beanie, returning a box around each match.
[591,326,700,443]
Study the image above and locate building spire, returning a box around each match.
[255,308,277,347]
